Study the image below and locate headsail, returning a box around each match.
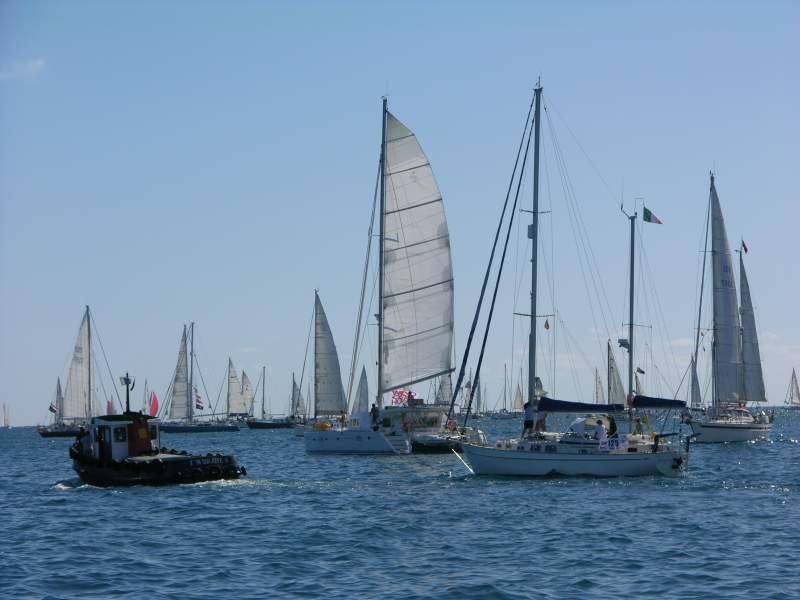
[381,111,454,392]
[739,253,766,402]
[352,366,370,415]
[227,359,249,416]
[168,326,190,420]
[291,376,307,417]
[314,292,347,415]
[513,383,524,411]
[690,357,702,408]
[607,341,626,405]
[710,176,743,405]
[594,369,605,404]
[241,371,256,415]
[63,310,98,422]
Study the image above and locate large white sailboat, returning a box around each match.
[39,306,101,437]
[686,175,773,442]
[461,84,689,477]
[786,369,800,410]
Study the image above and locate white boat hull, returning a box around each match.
[304,428,410,454]
[689,420,771,443]
[461,442,682,477]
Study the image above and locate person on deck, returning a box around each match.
[522,399,535,438]
[633,416,644,436]
[370,404,380,431]
[607,415,618,439]
[594,419,608,443]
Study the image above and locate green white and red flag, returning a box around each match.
[642,207,663,224]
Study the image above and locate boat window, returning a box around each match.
[150,425,158,439]
[113,427,127,442]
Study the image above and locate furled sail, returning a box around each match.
[739,253,765,402]
[607,341,626,405]
[352,366,370,415]
[241,371,256,414]
[168,326,190,420]
[63,310,98,421]
[314,292,347,415]
[381,111,454,392]
[710,176,743,405]
[227,359,249,416]
[690,357,702,408]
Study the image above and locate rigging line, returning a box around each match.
[462,110,536,427]
[88,313,123,407]
[192,353,216,416]
[297,301,315,399]
[446,93,535,421]
[347,161,381,407]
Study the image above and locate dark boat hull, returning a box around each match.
[246,419,294,429]
[38,427,81,438]
[70,448,246,487]
[160,423,240,433]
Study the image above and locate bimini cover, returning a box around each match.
[536,397,626,413]
[631,395,686,409]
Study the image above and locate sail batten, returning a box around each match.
[314,293,347,415]
[381,111,454,393]
[739,254,766,402]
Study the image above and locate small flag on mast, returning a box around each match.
[48,404,57,414]
[642,207,663,224]
[742,240,749,254]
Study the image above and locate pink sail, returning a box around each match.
[150,392,159,416]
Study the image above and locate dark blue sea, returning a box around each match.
[2,412,799,599]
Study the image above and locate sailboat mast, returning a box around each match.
[528,81,542,405]
[261,365,266,419]
[188,322,194,423]
[377,96,388,409]
[694,187,711,369]
[86,305,92,419]
[627,213,636,397]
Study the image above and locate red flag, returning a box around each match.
[149,392,159,416]
[391,389,409,405]
[106,400,115,415]
[544,319,550,330]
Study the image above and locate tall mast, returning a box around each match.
[528,81,543,404]
[627,213,637,398]
[291,372,296,416]
[694,180,712,372]
[377,96,388,409]
[86,305,92,419]
[261,365,266,419]
[188,322,194,422]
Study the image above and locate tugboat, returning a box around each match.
[69,373,246,487]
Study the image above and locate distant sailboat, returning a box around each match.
[39,306,100,437]
[248,365,295,429]
[226,359,251,421]
[786,369,800,410]
[2,403,9,429]
[687,175,773,442]
[160,324,239,433]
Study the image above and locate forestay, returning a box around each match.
[314,293,347,415]
[382,111,454,392]
[739,254,765,402]
[63,311,97,421]
[710,178,743,405]
[169,326,191,420]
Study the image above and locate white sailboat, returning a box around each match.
[461,84,689,476]
[687,175,773,442]
[786,369,800,410]
[2,403,9,429]
[226,359,251,421]
[305,291,409,453]
[39,306,100,437]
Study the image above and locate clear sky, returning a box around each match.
[1,0,798,425]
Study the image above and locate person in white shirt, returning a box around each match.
[594,419,608,443]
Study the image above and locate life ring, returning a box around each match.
[446,420,458,432]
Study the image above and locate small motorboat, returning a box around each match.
[69,374,245,486]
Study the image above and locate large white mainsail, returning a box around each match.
[352,366,370,415]
[227,359,249,416]
[739,252,766,402]
[63,310,98,422]
[607,341,626,405]
[168,326,191,421]
[381,111,454,392]
[241,371,256,415]
[314,292,347,416]
[710,176,743,405]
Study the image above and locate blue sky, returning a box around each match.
[1,1,798,424]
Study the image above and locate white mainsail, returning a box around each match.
[241,370,256,415]
[739,253,766,402]
[168,326,191,420]
[63,310,98,422]
[352,366,370,415]
[710,177,743,405]
[381,111,454,392]
[513,383,524,411]
[227,359,249,416]
[607,341,626,405]
[314,292,347,415]
[690,356,702,408]
[789,369,800,406]
[594,369,605,404]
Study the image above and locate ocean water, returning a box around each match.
[1,413,798,599]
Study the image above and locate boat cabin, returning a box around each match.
[77,413,160,463]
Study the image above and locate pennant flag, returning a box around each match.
[636,367,646,375]
[48,404,57,414]
[742,240,749,254]
[642,207,663,224]
[391,389,409,405]
[149,392,159,417]
[106,399,115,415]
[544,319,550,330]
